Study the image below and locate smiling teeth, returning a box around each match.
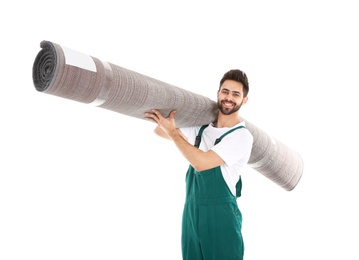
[223,102,234,107]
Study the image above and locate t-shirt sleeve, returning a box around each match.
[210,129,253,167]
[179,126,200,146]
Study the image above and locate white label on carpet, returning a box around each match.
[61,45,97,72]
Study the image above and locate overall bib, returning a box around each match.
[182,125,245,260]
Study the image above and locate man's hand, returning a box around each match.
[145,109,224,171]
[145,109,177,135]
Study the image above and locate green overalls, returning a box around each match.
[182,125,245,260]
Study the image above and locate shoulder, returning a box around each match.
[234,121,253,140]
[224,127,253,146]
[212,121,253,140]
[210,123,253,166]
[232,124,253,147]
[213,122,253,147]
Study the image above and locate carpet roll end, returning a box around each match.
[32,41,57,92]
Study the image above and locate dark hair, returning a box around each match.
[219,69,249,97]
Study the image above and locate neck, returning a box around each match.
[214,112,240,128]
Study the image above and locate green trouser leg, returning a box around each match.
[181,166,244,260]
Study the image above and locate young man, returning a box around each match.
[145,69,253,260]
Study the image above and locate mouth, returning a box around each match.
[222,101,235,108]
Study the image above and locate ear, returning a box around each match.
[242,96,249,105]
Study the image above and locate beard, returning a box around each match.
[217,100,242,115]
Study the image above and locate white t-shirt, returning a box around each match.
[180,122,253,196]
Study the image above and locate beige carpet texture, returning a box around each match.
[32,40,303,191]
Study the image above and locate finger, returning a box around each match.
[145,111,158,118]
[151,109,162,118]
[144,112,159,123]
[169,110,177,119]
[153,110,169,123]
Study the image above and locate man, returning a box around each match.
[145,69,253,260]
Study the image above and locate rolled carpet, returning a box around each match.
[32,40,303,191]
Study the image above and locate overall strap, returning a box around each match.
[194,124,246,198]
[213,125,246,197]
[194,125,209,148]
[214,126,245,145]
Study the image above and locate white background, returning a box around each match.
[1,1,358,259]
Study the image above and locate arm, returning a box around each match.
[145,109,224,172]
[154,125,171,140]
[154,125,188,141]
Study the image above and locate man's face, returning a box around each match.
[217,80,248,115]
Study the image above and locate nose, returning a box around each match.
[224,93,234,100]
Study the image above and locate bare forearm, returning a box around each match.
[167,129,220,172]
[154,126,171,139]
[146,109,223,171]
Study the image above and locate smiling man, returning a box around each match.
[145,69,253,260]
